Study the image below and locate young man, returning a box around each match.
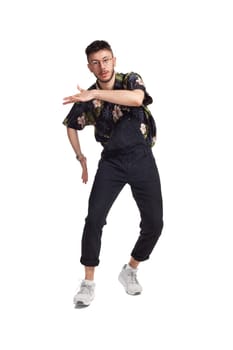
[63,40,163,307]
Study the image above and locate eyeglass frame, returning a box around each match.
[88,56,113,67]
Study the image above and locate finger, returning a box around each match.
[63,100,73,105]
[82,174,88,183]
[63,96,73,104]
[77,84,85,92]
[63,95,78,105]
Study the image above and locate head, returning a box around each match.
[85,40,116,84]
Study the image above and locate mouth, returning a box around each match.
[100,71,109,78]
[97,69,115,84]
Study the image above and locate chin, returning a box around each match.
[98,71,115,84]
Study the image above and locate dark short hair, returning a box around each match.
[85,40,113,58]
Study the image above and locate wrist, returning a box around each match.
[76,153,85,161]
[93,89,101,99]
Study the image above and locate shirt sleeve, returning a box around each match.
[62,101,95,130]
[124,72,153,106]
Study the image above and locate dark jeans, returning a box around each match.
[80,145,163,266]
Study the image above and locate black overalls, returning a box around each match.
[80,115,163,266]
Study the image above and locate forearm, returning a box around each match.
[63,88,145,106]
[93,89,144,106]
[66,127,88,183]
[67,127,84,159]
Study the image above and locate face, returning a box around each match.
[87,49,116,84]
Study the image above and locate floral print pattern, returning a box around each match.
[92,99,102,108]
[136,77,144,86]
[112,105,123,122]
[77,115,86,129]
[140,123,147,135]
[63,72,156,146]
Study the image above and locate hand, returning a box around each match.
[63,85,94,105]
[79,157,88,184]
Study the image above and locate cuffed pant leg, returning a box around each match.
[130,151,163,261]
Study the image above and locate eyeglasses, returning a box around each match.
[89,57,113,67]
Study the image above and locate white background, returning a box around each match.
[0,0,232,349]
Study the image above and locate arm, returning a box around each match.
[94,89,144,106]
[67,127,88,184]
[63,88,145,107]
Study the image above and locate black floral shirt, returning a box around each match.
[63,72,156,148]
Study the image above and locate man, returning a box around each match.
[63,40,163,307]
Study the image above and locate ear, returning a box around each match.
[113,57,116,67]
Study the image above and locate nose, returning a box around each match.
[99,60,106,69]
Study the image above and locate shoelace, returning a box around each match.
[127,270,138,284]
[78,283,93,295]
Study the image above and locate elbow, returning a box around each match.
[67,127,77,137]
[133,90,144,107]
[134,98,144,107]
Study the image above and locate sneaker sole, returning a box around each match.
[74,301,90,308]
[127,291,141,296]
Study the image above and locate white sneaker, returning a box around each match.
[118,264,143,295]
[73,280,95,307]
